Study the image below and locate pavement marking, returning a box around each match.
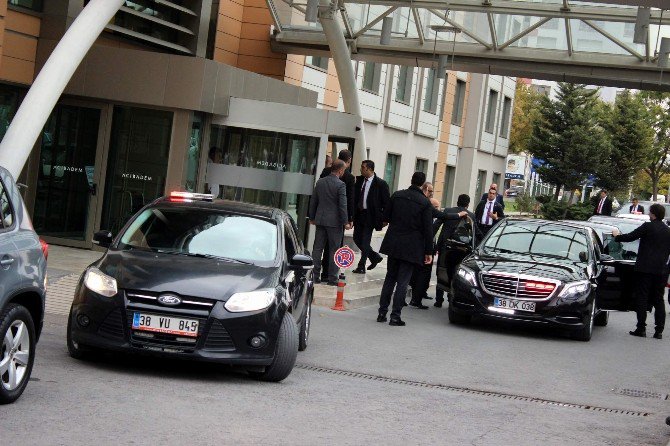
[295,363,653,417]
[46,273,80,316]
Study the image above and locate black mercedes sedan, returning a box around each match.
[442,218,632,341]
[67,192,314,382]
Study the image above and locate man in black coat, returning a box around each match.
[613,203,670,339]
[377,172,434,326]
[479,183,505,210]
[318,149,355,280]
[475,187,505,236]
[594,189,613,216]
[629,198,645,214]
[352,160,391,273]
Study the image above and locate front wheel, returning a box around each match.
[572,302,595,342]
[448,303,471,324]
[0,304,36,404]
[594,310,609,327]
[67,309,92,360]
[251,313,298,382]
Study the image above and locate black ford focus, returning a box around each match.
[443,218,632,341]
[67,192,314,381]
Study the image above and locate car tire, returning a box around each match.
[251,312,298,382]
[0,304,36,405]
[298,296,312,352]
[594,310,609,327]
[572,302,595,342]
[448,303,471,324]
[66,309,92,360]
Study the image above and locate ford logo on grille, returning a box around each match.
[158,295,182,306]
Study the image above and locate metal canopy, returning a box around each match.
[267,0,670,91]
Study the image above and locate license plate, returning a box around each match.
[493,298,536,313]
[132,313,199,337]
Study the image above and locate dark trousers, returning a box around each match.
[478,223,494,237]
[379,257,415,320]
[353,211,381,267]
[634,272,666,333]
[312,225,343,283]
[435,250,459,304]
[410,260,433,304]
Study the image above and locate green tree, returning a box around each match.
[530,83,609,200]
[596,91,653,194]
[509,82,544,154]
[638,91,670,201]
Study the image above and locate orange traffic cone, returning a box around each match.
[332,273,346,311]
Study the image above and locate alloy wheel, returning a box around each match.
[0,320,31,391]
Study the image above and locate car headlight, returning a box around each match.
[83,267,118,297]
[558,280,591,300]
[224,289,276,313]
[457,265,477,286]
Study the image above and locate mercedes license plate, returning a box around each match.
[132,313,199,337]
[493,298,536,313]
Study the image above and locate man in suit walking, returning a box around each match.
[309,160,350,286]
[613,203,670,339]
[318,150,355,281]
[629,198,645,214]
[475,187,505,236]
[480,183,505,210]
[352,160,391,273]
[594,189,613,216]
[377,172,434,326]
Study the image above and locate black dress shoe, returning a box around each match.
[629,330,647,337]
[326,281,338,286]
[409,302,429,310]
[403,301,408,307]
[367,257,382,270]
[434,301,443,308]
[424,296,434,300]
[389,318,406,326]
[654,332,663,339]
[377,314,387,323]
[352,267,366,274]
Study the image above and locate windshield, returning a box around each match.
[483,222,589,262]
[119,207,278,264]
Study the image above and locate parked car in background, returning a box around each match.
[0,165,48,404]
[505,186,525,198]
[616,201,670,223]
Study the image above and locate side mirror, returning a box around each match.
[599,254,615,263]
[93,230,113,248]
[289,253,313,270]
[578,251,588,263]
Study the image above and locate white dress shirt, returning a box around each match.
[481,199,495,225]
[361,174,374,210]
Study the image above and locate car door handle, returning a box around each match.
[0,257,14,267]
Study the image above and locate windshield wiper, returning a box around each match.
[155,249,253,265]
[483,247,517,255]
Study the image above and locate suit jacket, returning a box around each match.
[629,204,645,214]
[353,174,391,231]
[321,167,355,222]
[475,200,505,226]
[379,185,433,265]
[308,174,347,227]
[594,197,613,216]
[480,193,505,210]
[615,219,670,275]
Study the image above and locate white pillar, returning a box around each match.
[0,0,125,180]
[319,1,366,169]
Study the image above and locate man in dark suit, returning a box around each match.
[309,160,350,286]
[377,172,434,326]
[480,183,505,210]
[318,150,355,281]
[613,203,670,339]
[352,160,390,273]
[594,189,613,216]
[629,198,645,214]
[475,187,505,236]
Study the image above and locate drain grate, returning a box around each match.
[296,363,652,417]
[614,388,669,400]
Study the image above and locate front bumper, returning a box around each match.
[68,283,283,366]
[450,277,593,330]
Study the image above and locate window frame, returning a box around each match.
[362,62,383,95]
[415,158,428,175]
[0,178,16,232]
[451,79,466,126]
[395,66,413,104]
[423,68,440,114]
[8,0,42,12]
[499,96,512,138]
[307,56,329,71]
[485,89,499,134]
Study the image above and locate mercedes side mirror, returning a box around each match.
[599,254,615,263]
[579,251,588,263]
[93,230,113,248]
[290,253,313,270]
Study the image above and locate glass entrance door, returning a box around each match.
[33,104,102,246]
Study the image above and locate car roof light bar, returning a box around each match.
[169,191,214,202]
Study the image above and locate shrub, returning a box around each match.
[540,200,592,221]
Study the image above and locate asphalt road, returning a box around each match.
[3,305,670,445]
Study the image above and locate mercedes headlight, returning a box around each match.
[558,280,591,300]
[224,289,276,313]
[83,267,118,297]
[457,265,477,287]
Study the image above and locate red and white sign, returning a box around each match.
[334,245,356,269]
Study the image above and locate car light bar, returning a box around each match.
[525,281,555,291]
[488,306,515,315]
[169,191,214,202]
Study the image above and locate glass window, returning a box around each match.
[384,153,400,192]
[499,96,512,138]
[423,69,440,114]
[451,80,466,126]
[185,113,204,192]
[395,66,413,103]
[441,166,455,208]
[492,173,501,188]
[307,56,329,70]
[119,207,278,265]
[475,170,487,200]
[415,158,428,174]
[362,62,382,94]
[0,179,14,229]
[485,89,499,133]
[0,85,21,143]
[8,0,42,11]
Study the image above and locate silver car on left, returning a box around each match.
[0,165,47,404]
